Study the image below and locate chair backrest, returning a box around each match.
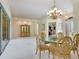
[36,35,41,45]
[61,36,72,45]
[57,32,64,43]
[57,32,64,39]
[56,36,72,55]
[40,32,46,41]
[73,33,79,47]
[36,34,44,47]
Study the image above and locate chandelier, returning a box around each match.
[47,0,63,19]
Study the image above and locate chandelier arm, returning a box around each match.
[53,0,56,8]
[47,0,63,19]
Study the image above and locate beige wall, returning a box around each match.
[12,17,39,38]
[73,0,79,34]
[38,17,56,40]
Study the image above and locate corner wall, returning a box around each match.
[0,0,12,19]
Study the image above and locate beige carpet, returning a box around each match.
[0,37,78,59]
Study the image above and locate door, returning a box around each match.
[20,24,30,37]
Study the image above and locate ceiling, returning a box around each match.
[9,0,73,19]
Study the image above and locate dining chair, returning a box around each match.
[48,43,57,59]
[57,32,64,39]
[57,32,64,43]
[73,33,79,57]
[55,36,72,59]
[35,35,50,59]
[47,32,64,59]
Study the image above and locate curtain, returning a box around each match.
[56,17,73,36]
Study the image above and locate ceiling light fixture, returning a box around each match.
[47,0,63,19]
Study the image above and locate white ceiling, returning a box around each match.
[9,0,73,19]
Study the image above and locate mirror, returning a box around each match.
[0,3,10,54]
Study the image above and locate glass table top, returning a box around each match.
[44,37,57,44]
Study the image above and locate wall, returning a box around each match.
[12,17,39,38]
[38,17,56,40]
[73,0,79,34]
[39,16,74,40]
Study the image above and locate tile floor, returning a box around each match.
[0,37,78,59]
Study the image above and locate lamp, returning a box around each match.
[47,0,63,19]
